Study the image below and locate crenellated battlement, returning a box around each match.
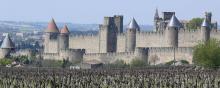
[137,31,164,36]
[70,34,98,38]
[43,53,59,56]
[60,49,85,53]
[148,47,193,53]
[117,33,125,37]
[178,29,199,33]
[84,52,135,57]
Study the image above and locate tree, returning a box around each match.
[193,39,220,68]
[186,18,204,30]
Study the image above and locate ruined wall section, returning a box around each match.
[69,34,99,53]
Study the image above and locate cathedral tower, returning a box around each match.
[165,15,182,47]
[154,8,160,31]
[126,18,140,52]
[59,25,70,50]
[44,18,60,53]
[0,34,15,58]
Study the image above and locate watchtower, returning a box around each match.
[165,15,182,47]
[126,18,140,52]
[44,18,59,53]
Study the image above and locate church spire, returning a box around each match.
[154,8,159,20]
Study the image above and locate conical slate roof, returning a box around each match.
[168,15,182,28]
[1,34,15,49]
[45,18,59,33]
[201,18,209,27]
[127,18,140,29]
[60,25,70,34]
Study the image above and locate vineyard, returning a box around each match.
[0,66,220,88]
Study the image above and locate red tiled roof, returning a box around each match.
[45,18,59,33]
[60,25,70,34]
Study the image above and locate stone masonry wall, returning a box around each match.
[148,47,193,65]
[83,52,136,64]
[69,34,99,53]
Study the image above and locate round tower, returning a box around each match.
[44,18,60,53]
[0,34,15,58]
[59,25,70,50]
[126,18,140,52]
[165,15,182,48]
[201,18,210,42]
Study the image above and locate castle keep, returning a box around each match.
[43,10,219,65]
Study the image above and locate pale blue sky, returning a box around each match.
[0,0,219,25]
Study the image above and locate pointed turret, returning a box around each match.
[45,18,59,33]
[166,14,180,48]
[126,18,139,52]
[201,18,210,42]
[201,18,209,27]
[59,25,70,50]
[60,25,70,34]
[168,15,182,28]
[127,18,140,30]
[1,34,14,49]
[44,18,60,54]
[154,8,160,20]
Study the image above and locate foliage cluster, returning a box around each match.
[0,58,12,66]
[193,39,220,68]
[186,18,204,30]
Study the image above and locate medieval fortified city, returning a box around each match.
[1,0,220,87]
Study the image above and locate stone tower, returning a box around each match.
[0,34,15,58]
[44,18,60,54]
[154,8,160,31]
[114,15,123,33]
[99,17,117,53]
[201,18,210,42]
[126,18,140,52]
[59,25,70,50]
[165,15,182,47]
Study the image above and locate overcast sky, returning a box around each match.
[0,0,219,25]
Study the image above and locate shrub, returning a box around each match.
[0,58,12,66]
[193,39,220,68]
[130,59,147,67]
